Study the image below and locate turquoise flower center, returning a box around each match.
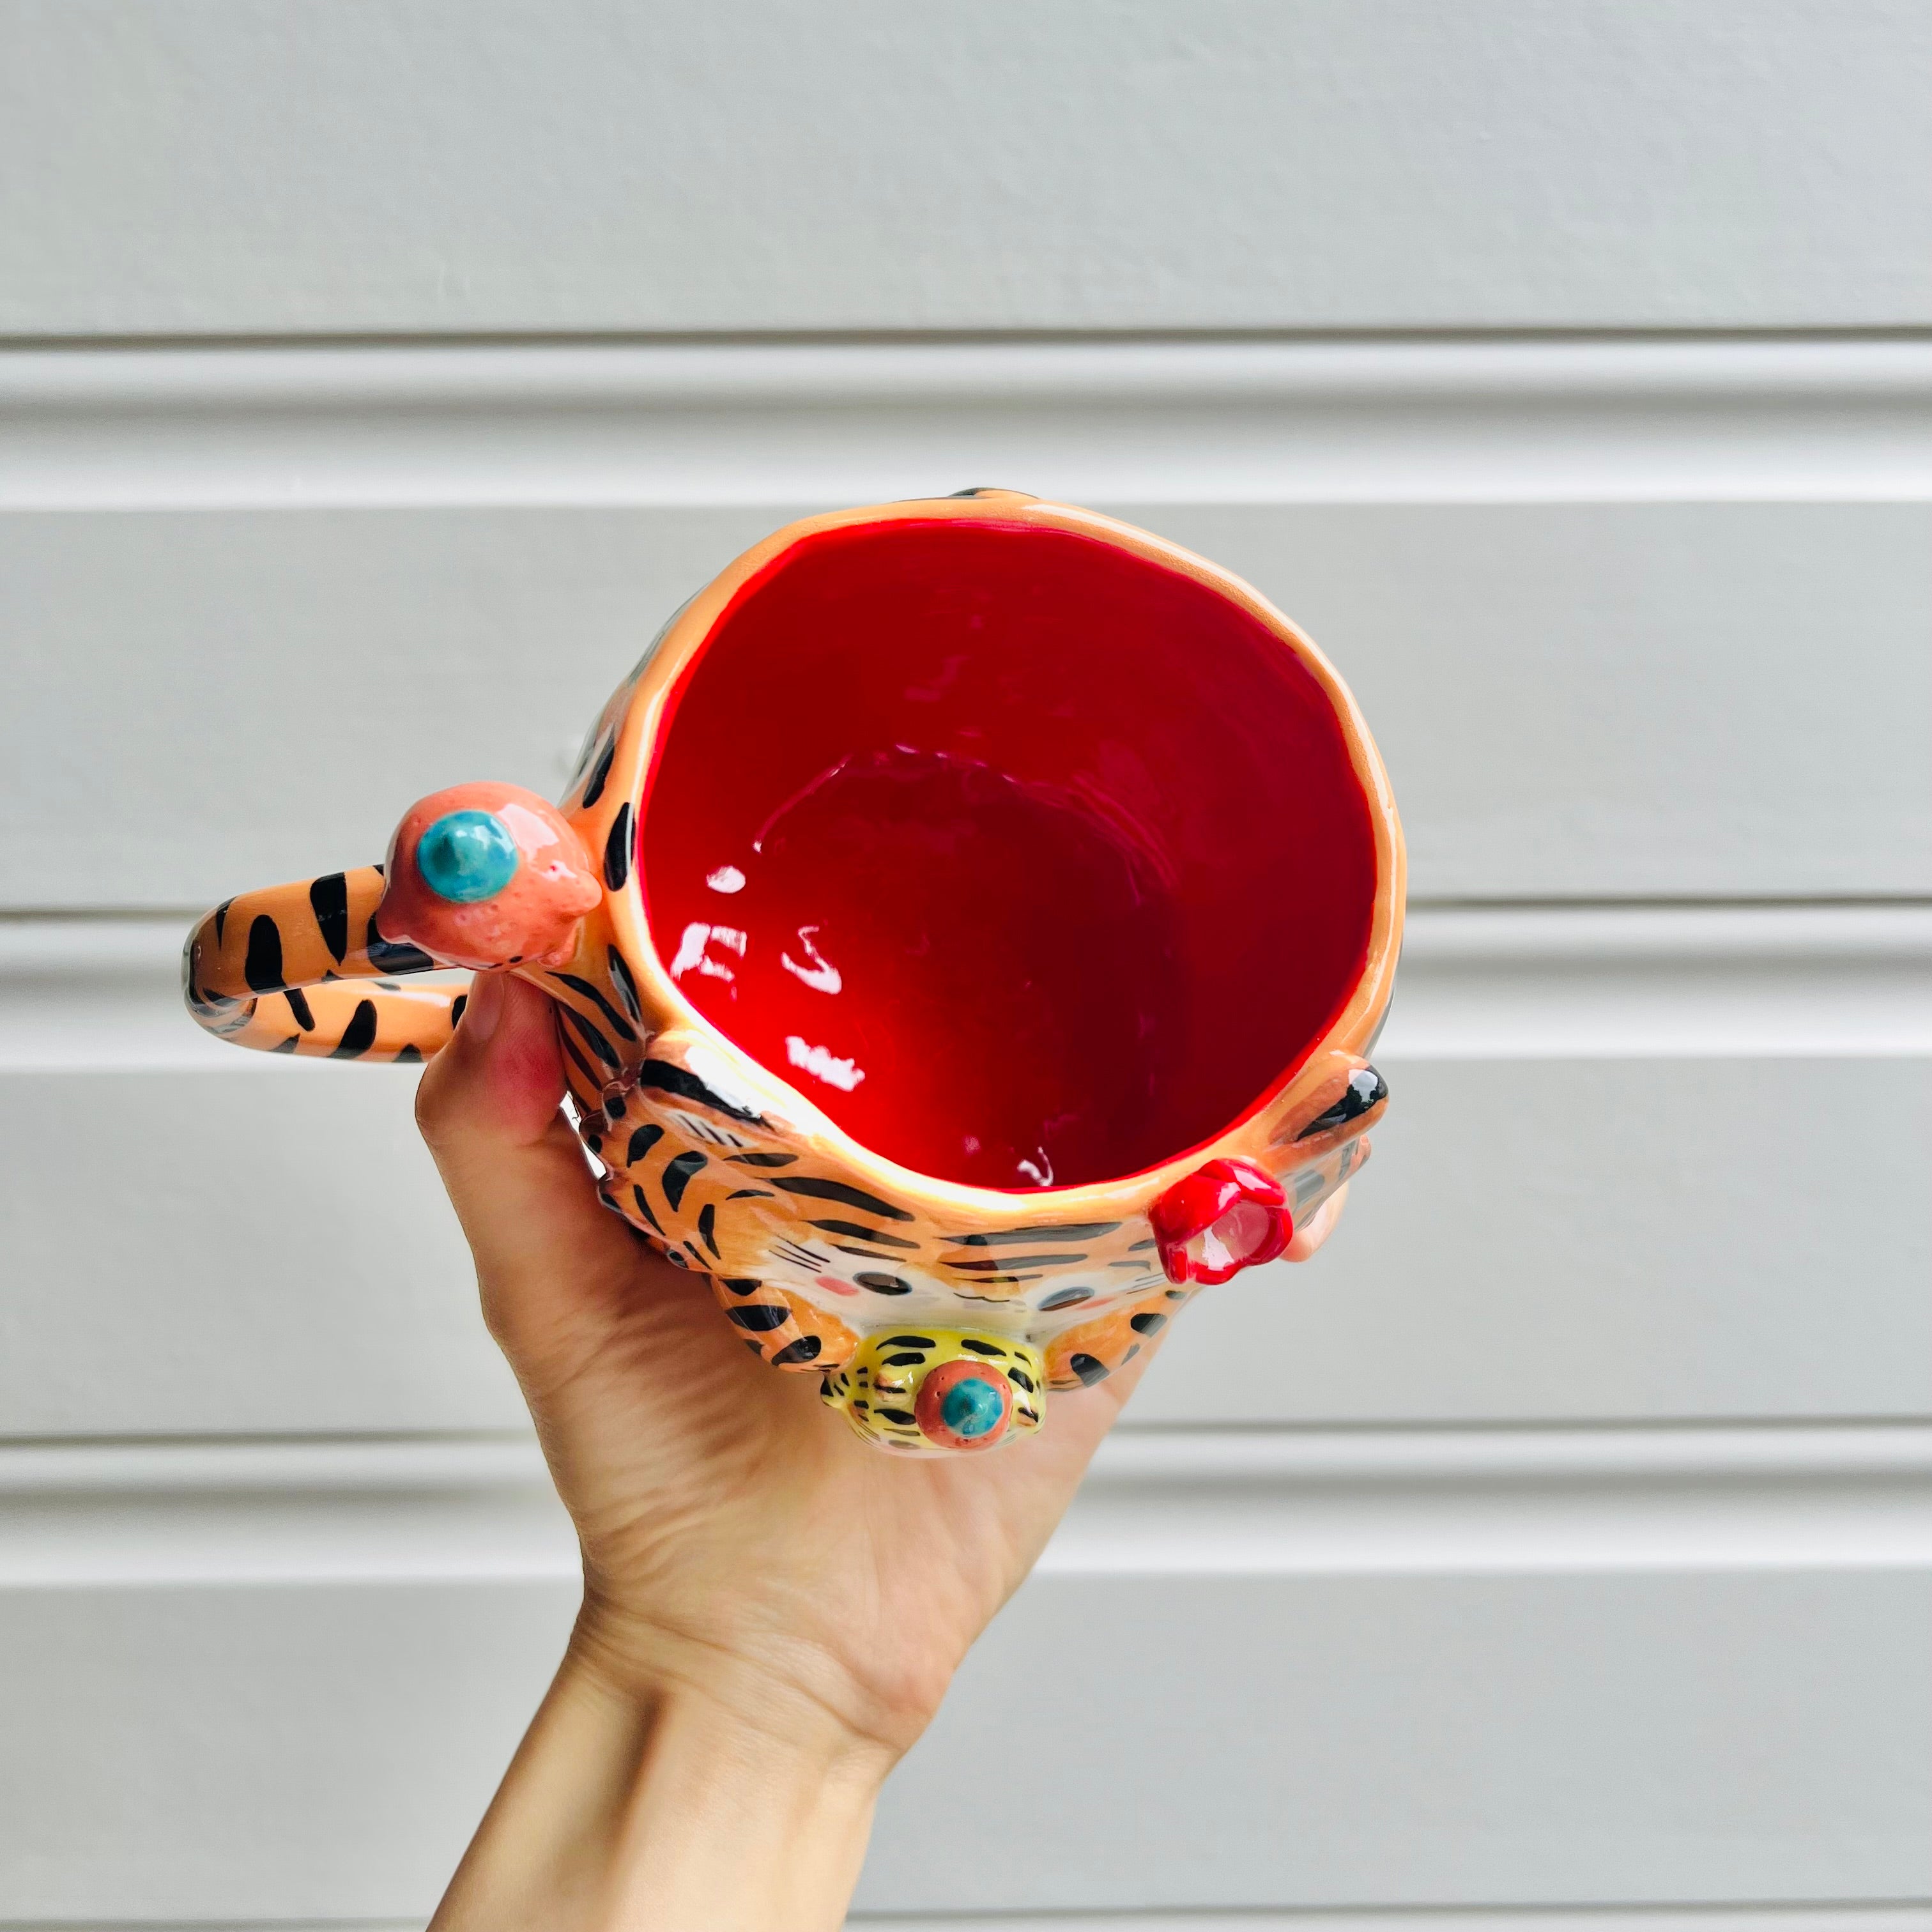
[940,1374,1005,1438]
[418,811,519,903]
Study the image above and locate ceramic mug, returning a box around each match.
[185,493,1404,1454]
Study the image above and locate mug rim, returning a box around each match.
[599,491,1406,1215]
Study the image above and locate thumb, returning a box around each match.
[414,970,638,1368]
[1284,1179,1350,1262]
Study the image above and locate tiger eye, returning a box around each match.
[417,810,519,903]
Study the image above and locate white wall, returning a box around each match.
[0,5,1927,1927]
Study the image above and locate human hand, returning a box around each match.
[415,969,1348,1929]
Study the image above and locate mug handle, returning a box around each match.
[183,864,463,1063]
[184,781,610,1064]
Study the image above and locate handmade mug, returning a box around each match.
[185,493,1403,1453]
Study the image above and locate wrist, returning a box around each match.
[564,1629,889,1930]
[434,1613,891,1932]
[565,1600,903,1793]
[569,1586,934,1770]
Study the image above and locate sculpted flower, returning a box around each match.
[1150,1157,1292,1285]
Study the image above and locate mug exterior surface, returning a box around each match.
[184,493,1404,1454]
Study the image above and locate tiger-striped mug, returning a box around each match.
[185,493,1404,1455]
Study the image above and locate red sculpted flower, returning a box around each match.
[1150,1157,1292,1286]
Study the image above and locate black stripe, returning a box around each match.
[581,732,617,808]
[1130,1310,1168,1335]
[661,1149,707,1212]
[770,1175,912,1222]
[1068,1353,1109,1386]
[696,1202,720,1257]
[807,1218,918,1250]
[557,1003,621,1070]
[880,1335,937,1347]
[283,986,315,1031]
[243,916,284,992]
[270,1035,300,1054]
[770,1335,822,1367]
[770,1238,827,1269]
[1298,1066,1389,1138]
[726,1150,795,1167]
[212,898,233,946]
[308,873,350,963]
[626,1123,664,1165]
[606,946,642,1023]
[553,973,638,1043]
[720,1277,761,1296]
[630,1183,663,1232]
[944,1252,1085,1271]
[728,1303,792,1332]
[394,1043,424,1064]
[450,992,468,1029]
[329,999,379,1059]
[942,1222,1121,1246]
[603,804,634,891]
[855,1273,912,1295]
[638,1059,763,1125]
[364,909,435,976]
[559,1030,602,1089]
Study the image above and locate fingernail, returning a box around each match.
[462,970,507,1044]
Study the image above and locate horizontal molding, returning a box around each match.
[852,1914,1932,1932]
[5,905,1925,1073]
[1380,906,1932,1059]
[1058,1423,1932,1578]
[850,1914,1932,1932]
[2,339,1931,508]
[2,1422,1925,1590]
[2,1913,1924,1932]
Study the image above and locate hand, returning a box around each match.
[414,969,1347,1929]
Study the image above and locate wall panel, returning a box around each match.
[0,1557,1922,1919]
[4,497,1928,907]
[2,13,1928,1899]
[4,908,1924,1437]
[3,2,1928,335]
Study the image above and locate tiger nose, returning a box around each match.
[915,1358,1014,1451]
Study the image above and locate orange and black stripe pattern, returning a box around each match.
[182,864,463,1062]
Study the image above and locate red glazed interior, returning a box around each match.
[641,518,1377,1192]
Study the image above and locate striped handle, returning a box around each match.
[183,866,464,1063]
